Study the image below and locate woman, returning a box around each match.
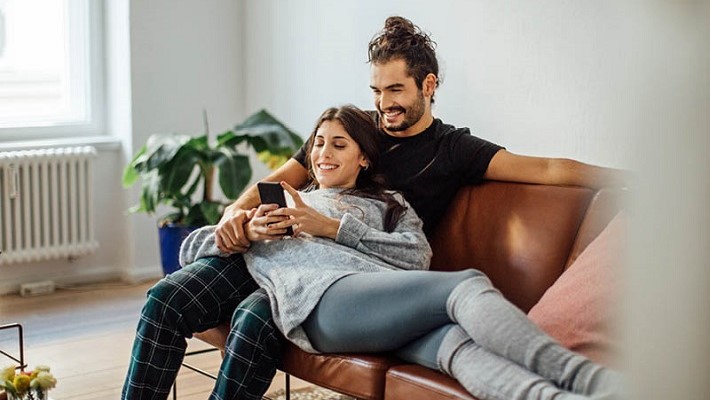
[181,105,621,400]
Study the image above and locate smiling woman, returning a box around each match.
[310,120,369,190]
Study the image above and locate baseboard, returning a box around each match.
[0,266,163,296]
[120,265,164,284]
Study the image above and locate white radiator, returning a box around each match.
[0,146,98,265]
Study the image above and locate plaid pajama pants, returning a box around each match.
[121,254,285,400]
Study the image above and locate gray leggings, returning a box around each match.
[301,269,477,369]
[302,269,620,399]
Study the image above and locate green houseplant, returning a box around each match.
[122,109,303,274]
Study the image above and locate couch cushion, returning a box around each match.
[281,343,402,400]
[528,212,626,366]
[385,364,476,400]
[429,182,595,312]
[564,188,625,269]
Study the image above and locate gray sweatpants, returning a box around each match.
[302,269,621,400]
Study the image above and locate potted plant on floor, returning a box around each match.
[122,109,303,275]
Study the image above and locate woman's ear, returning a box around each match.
[359,156,369,170]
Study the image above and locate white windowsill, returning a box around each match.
[0,135,122,152]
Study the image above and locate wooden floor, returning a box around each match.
[0,280,311,399]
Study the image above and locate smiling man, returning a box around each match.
[370,58,432,136]
[122,16,625,400]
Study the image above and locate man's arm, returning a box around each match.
[215,159,309,252]
[484,150,627,189]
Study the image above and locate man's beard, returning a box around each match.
[380,91,426,132]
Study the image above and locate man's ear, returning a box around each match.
[422,73,438,97]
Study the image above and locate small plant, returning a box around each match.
[122,109,303,227]
[0,365,56,400]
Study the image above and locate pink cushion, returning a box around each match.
[527,212,626,366]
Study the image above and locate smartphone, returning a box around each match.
[257,182,293,236]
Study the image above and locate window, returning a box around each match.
[0,0,103,141]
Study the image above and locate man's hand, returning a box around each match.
[215,207,253,253]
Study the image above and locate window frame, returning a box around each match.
[0,0,105,142]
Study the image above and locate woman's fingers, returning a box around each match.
[281,181,306,207]
[267,216,296,231]
[249,213,290,239]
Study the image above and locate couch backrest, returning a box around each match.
[563,188,625,270]
[428,181,597,312]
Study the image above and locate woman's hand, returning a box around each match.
[269,182,340,239]
[245,204,291,242]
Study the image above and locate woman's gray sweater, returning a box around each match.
[179,188,432,353]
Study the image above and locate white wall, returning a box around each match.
[123,0,247,281]
[243,0,634,168]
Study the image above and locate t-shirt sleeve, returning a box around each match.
[450,130,504,184]
[292,142,308,167]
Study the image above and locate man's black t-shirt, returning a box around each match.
[293,118,503,235]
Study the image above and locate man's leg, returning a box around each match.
[122,254,259,400]
[211,288,285,400]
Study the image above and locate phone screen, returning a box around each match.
[257,182,293,235]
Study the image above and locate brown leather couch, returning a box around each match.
[193,181,622,400]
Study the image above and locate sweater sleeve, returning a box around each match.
[179,225,230,267]
[335,196,432,270]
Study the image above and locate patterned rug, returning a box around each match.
[267,386,356,400]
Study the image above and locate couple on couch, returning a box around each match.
[122,16,624,400]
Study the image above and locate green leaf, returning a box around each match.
[122,145,147,187]
[183,201,222,227]
[138,171,161,214]
[144,134,195,170]
[122,165,140,188]
[2,380,18,395]
[215,149,252,199]
[221,109,302,155]
[158,211,186,226]
[160,148,201,196]
[200,201,224,225]
[216,130,249,147]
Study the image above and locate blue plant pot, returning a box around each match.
[158,224,198,276]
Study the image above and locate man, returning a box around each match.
[122,16,623,400]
